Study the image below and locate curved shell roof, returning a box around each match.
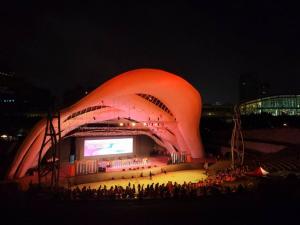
[7,68,204,179]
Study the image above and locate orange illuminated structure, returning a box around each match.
[7,69,204,179]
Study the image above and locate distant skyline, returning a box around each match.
[1,1,300,103]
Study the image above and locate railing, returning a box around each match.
[170,152,188,164]
[75,160,98,176]
[74,158,150,176]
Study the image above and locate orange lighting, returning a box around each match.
[7,68,204,180]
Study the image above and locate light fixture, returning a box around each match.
[1,134,8,139]
[131,122,136,127]
[143,122,147,126]
[119,122,124,127]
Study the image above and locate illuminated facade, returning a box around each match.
[7,69,204,179]
[240,95,300,116]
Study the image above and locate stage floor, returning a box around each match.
[73,169,207,189]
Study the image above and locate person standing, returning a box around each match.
[204,160,209,175]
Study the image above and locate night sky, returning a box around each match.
[1,1,300,104]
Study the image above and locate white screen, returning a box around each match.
[84,138,133,156]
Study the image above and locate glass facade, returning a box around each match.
[240,95,300,116]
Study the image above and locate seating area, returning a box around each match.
[244,147,300,173]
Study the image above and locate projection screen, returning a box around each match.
[84,138,133,156]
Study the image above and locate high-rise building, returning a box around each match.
[0,71,53,136]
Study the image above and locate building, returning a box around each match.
[7,69,204,179]
[240,95,300,116]
[0,72,52,137]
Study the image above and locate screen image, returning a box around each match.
[84,138,133,156]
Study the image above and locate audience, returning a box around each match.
[26,165,252,201]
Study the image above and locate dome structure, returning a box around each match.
[7,69,204,179]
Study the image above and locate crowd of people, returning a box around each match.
[27,180,251,201]
[26,165,252,201]
[212,165,249,183]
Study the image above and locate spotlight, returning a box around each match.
[1,134,8,139]
[131,122,136,127]
[143,122,147,126]
[119,122,124,126]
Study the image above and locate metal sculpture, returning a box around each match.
[230,105,245,168]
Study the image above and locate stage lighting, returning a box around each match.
[1,134,8,139]
[131,122,136,127]
[119,122,124,126]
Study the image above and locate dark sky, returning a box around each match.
[1,1,300,103]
